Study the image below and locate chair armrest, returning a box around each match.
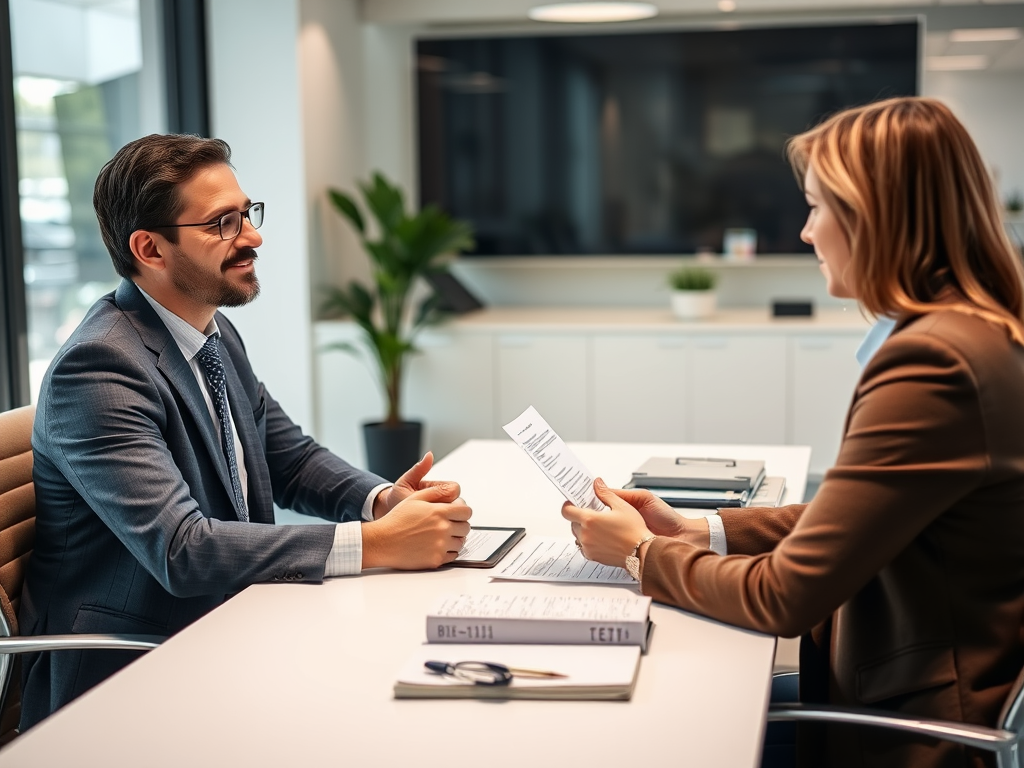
[767,703,1018,753]
[0,634,162,654]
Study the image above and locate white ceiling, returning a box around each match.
[362,0,1024,25]
[363,0,1024,70]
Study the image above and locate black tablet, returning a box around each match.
[451,526,526,568]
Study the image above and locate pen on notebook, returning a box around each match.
[505,666,568,679]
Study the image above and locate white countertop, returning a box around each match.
[319,306,873,334]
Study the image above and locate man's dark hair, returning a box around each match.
[93,134,232,278]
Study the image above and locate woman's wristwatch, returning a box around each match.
[625,534,657,581]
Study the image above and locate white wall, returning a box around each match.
[924,70,1024,207]
[207,0,315,428]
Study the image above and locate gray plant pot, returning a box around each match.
[363,421,423,482]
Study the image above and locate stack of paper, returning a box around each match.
[393,643,641,700]
[426,593,653,651]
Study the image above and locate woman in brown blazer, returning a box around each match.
[563,97,1024,768]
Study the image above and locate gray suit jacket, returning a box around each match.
[20,279,385,729]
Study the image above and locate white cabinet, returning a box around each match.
[591,335,687,442]
[314,309,868,475]
[689,335,787,445]
[789,335,863,476]
[406,329,495,459]
[496,334,589,441]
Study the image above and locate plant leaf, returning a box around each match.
[328,189,365,234]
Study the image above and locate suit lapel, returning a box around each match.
[114,280,241,520]
[219,345,274,524]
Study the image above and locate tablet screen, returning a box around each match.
[452,526,526,568]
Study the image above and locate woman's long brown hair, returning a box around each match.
[787,97,1024,344]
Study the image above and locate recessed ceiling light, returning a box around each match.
[948,28,1022,44]
[718,0,737,11]
[528,2,658,23]
[925,55,989,71]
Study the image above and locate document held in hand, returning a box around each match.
[393,643,642,700]
[426,593,653,651]
[502,405,604,511]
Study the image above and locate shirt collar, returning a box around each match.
[856,315,897,368]
[135,283,220,361]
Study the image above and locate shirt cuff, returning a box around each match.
[324,521,363,577]
[707,513,728,556]
[362,483,393,522]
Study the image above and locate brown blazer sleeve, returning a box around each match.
[641,316,992,638]
[717,503,806,555]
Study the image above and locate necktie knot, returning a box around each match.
[196,334,224,377]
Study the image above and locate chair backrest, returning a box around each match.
[998,657,1024,740]
[0,405,37,744]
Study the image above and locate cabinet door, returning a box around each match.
[496,334,589,440]
[688,335,787,444]
[591,335,687,442]
[789,335,863,477]
[406,330,494,459]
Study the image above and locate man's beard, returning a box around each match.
[171,246,261,308]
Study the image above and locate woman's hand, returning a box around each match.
[561,478,653,568]
[605,486,687,538]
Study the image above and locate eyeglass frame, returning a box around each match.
[148,201,265,241]
[424,660,513,686]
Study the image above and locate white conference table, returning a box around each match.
[1,439,809,768]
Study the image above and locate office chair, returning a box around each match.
[766,666,1024,768]
[0,405,162,744]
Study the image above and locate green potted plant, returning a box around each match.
[323,172,474,481]
[668,266,718,320]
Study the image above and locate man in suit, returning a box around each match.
[20,134,472,730]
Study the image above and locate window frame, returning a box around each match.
[0,0,209,410]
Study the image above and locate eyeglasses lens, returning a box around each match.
[249,202,264,229]
[218,203,264,240]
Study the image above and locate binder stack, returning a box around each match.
[625,457,784,509]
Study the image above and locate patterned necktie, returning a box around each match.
[195,335,249,522]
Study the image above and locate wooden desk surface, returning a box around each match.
[1,440,806,767]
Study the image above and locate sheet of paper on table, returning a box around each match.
[493,536,634,585]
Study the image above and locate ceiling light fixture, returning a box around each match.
[528,2,658,23]
[925,55,989,71]
[718,0,737,11]
[948,28,1022,44]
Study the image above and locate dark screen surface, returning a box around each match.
[416,22,918,257]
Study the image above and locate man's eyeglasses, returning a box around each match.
[424,660,566,686]
[151,202,265,241]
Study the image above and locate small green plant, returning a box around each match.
[668,266,717,292]
[1006,190,1023,214]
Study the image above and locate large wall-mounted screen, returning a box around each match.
[416,22,919,257]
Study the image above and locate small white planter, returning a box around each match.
[671,290,717,320]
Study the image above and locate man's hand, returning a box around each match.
[362,482,472,570]
[372,452,461,519]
